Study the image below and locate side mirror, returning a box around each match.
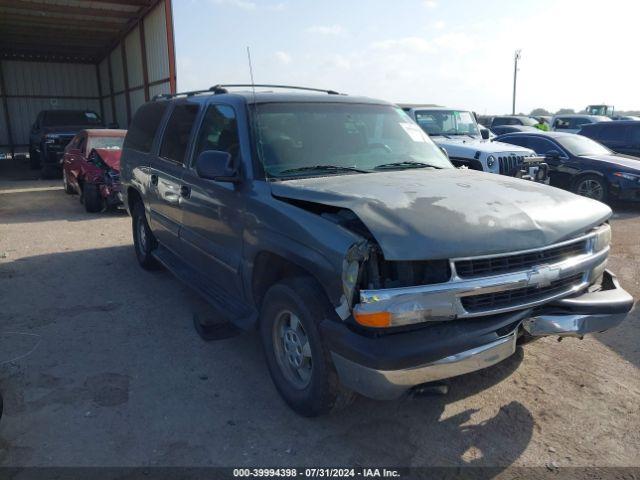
[546,150,562,161]
[195,150,240,182]
[480,128,490,140]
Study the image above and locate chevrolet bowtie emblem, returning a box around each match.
[527,265,561,288]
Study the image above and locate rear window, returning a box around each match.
[123,102,169,153]
[88,136,125,151]
[42,111,102,127]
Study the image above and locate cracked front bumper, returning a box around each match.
[325,270,633,400]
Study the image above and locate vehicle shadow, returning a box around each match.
[0,185,126,224]
[315,348,531,469]
[1,245,534,469]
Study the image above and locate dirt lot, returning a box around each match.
[0,158,639,470]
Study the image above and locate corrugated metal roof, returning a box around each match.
[0,0,161,63]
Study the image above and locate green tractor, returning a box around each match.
[586,104,615,116]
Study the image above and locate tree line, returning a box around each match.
[529,107,640,116]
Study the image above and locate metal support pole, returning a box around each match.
[512,49,521,115]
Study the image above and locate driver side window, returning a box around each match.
[192,104,240,165]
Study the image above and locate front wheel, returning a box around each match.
[260,276,354,416]
[83,183,103,213]
[574,175,608,202]
[131,201,159,270]
[29,149,40,169]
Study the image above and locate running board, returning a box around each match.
[152,245,257,330]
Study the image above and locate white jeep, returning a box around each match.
[401,105,545,180]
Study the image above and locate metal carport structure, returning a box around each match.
[0,0,177,156]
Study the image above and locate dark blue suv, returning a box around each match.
[120,85,632,416]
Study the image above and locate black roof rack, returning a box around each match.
[151,84,342,102]
[210,84,342,95]
[151,88,217,101]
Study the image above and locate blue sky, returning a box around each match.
[173,0,640,114]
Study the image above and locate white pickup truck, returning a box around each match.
[401,105,546,180]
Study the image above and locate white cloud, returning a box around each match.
[433,20,445,30]
[274,51,292,64]
[266,3,286,11]
[212,0,256,10]
[433,32,478,54]
[371,36,434,54]
[306,24,346,36]
[211,0,285,11]
[423,0,437,8]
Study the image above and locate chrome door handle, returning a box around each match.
[162,192,180,205]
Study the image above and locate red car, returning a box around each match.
[62,129,127,212]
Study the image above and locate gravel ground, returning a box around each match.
[0,158,638,470]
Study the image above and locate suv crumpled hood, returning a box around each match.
[270,169,611,260]
[432,136,535,157]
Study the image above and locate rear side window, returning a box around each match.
[124,102,169,153]
[527,137,557,155]
[159,104,200,164]
[500,135,529,148]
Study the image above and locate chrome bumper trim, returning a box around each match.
[332,330,518,400]
[356,225,611,321]
[356,248,608,320]
[523,313,627,338]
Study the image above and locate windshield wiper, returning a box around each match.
[374,160,441,170]
[278,164,370,175]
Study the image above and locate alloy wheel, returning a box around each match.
[272,310,313,389]
[577,179,604,200]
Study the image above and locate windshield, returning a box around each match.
[43,111,102,127]
[254,103,452,179]
[88,136,124,151]
[414,109,480,136]
[557,135,612,156]
[520,117,539,126]
[587,106,612,116]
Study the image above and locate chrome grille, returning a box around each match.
[461,273,584,313]
[498,155,524,175]
[455,240,588,278]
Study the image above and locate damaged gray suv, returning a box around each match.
[120,85,634,416]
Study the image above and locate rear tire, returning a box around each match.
[131,201,159,270]
[260,276,355,416]
[83,183,103,213]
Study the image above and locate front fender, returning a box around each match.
[242,182,366,310]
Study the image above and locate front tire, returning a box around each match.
[29,148,40,169]
[574,174,608,202]
[131,201,159,270]
[83,183,103,213]
[260,276,354,416]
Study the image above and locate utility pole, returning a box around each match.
[512,49,522,115]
